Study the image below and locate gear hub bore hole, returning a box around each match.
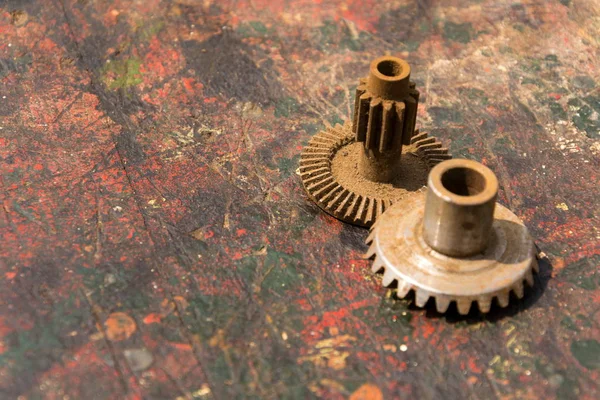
[441,167,486,196]
[377,59,403,77]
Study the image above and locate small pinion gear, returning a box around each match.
[299,56,451,227]
[365,159,538,315]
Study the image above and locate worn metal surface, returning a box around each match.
[0,0,599,399]
[366,159,538,315]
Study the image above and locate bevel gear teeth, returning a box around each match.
[364,160,538,315]
[300,123,451,227]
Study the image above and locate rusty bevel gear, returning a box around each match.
[300,56,451,227]
[365,159,538,314]
[299,124,449,226]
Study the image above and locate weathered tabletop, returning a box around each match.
[1,0,599,399]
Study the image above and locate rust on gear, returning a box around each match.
[300,56,451,227]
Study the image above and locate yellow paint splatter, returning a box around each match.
[298,335,356,371]
[103,312,136,341]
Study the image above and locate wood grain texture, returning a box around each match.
[0,0,598,399]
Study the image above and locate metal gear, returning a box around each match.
[300,56,451,227]
[365,159,538,314]
[300,124,450,226]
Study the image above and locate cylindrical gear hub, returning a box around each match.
[353,56,420,182]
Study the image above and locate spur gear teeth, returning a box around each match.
[415,290,430,308]
[366,230,376,245]
[513,280,525,299]
[396,279,412,298]
[381,269,396,287]
[355,90,414,151]
[496,291,510,308]
[477,297,493,313]
[456,299,472,315]
[364,243,377,260]
[524,269,534,287]
[371,256,384,273]
[354,93,373,142]
[435,296,451,313]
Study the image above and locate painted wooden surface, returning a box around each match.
[0,0,599,398]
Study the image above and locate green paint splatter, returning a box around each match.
[560,316,578,331]
[301,122,322,135]
[443,22,473,43]
[316,20,364,52]
[274,97,298,117]
[571,339,600,370]
[572,105,600,139]
[459,88,489,106]
[137,20,165,41]
[548,101,567,120]
[428,106,463,124]
[101,58,143,90]
[249,21,269,35]
[277,154,300,177]
[261,250,304,296]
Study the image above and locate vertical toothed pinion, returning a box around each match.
[351,56,420,182]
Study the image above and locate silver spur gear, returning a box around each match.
[365,159,538,315]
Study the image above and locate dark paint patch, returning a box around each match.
[443,22,473,43]
[571,339,600,370]
[376,2,432,46]
[428,106,464,124]
[182,33,284,106]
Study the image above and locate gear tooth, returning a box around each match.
[410,131,428,144]
[379,101,394,152]
[301,171,330,185]
[375,198,384,220]
[496,291,510,308]
[344,194,361,219]
[355,93,372,142]
[456,299,472,315]
[366,98,383,150]
[365,242,377,260]
[396,280,411,298]
[364,198,376,225]
[415,290,429,308]
[435,296,451,313]
[354,195,368,222]
[409,87,420,102]
[513,280,525,299]
[321,184,343,203]
[381,269,396,287]
[524,269,534,287]
[371,255,384,273]
[335,191,353,215]
[352,85,367,133]
[394,102,406,147]
[402,94,418,144]
[327,188,347,209]
[413,136,436,147]
[477,297,492,313]
[366,228,376,245]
